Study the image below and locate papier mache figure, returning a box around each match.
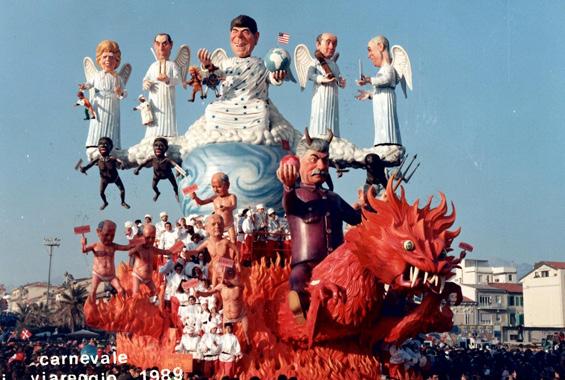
[80,40,131,150]
[143,33,190,138]
[191,172,238,242]
[185,66,206,102]
[128,224,173,302]
[186,214,239,287]
[81,220,131,301]
[197,14,286,132]
[75,91,96,120]
[79,137,130,210]
[133,94,154,126]
[197,267,249,347]
[356,35,412,146]
[134,137,183,202]
[277,131,362,322]
[295,33,345,137]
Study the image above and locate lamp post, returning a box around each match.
[43,237,61,310]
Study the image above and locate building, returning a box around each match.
[453,259,518,285]
[520,261,565,328]
[451,258,524,342]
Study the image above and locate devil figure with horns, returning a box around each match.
[277,130,362,323]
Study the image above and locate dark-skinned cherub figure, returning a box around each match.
[134,137,181,202]
[79,137,130,210]
[362,153,397,210]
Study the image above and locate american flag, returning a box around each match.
[20,328,32,340]
[277,32,290,45]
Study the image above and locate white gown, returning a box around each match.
[143,60,181,138]
[371,63,401,146]
[308,60,340,137]
[84,71,125,148]
[204,56,281,131]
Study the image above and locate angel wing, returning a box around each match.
[391,45,413,98]
[118,63,132,86]
[83,57,98,99]
[294,44,316,90]
[210,48,228,68]
[175,44,191,82]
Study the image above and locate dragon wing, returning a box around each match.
[83,57,98,99]
[391,45,413,98]
[175,44,191,82]
[118,63,132,86]
[210,48,228,68]
[294,44,316,90]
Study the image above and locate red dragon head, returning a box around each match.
[345,179,464,294]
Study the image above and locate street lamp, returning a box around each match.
[43,237,61,310]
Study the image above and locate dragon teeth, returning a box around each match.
[439,276,446,294]
[423,272,429,284]
[411,267,420,288]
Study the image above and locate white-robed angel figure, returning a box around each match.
[295,33,345,138]
[356,36,412,147]
[80,40,131,150]
[197,15,286,132]
[143,33,190,138]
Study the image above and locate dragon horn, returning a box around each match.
[327,130,334,144]
[304,128,313,145]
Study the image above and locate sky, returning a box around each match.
[1,1,564,290]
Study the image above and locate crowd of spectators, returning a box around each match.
[1,335,563,379]
[379,333,564,380]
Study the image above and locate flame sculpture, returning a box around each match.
[84,180,466,379]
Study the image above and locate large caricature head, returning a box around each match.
[211,172,230,196]
[142,224,157,247]
[295,130,332,186]
[96,40,121,72]
[153,137,168,158]
[153,33,173,61]
[96,220,117,245]
[97,137,113,157]
[315,33,338,59]
[230,15,259,58]
[205,214,225,238]
[368,35,390,68]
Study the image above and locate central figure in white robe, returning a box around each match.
[198,15,286,133]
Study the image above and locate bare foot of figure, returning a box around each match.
[153,192,161,202]
[121,202,130,209]
[100,202,109,210]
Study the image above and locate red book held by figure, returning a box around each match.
[182,184,198,196]
[74,225,91,235]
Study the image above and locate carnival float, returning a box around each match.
[75,14,471,379]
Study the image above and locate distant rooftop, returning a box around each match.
[488,282,523,293]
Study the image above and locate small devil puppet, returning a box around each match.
[79,137,130,210]
[185,66,206,102]
[134,137,184,202]
[75,91,96,120]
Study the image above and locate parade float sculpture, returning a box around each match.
[133,94,154,126]
[74,14,472,379]
[78,137,131,210]
[356,35,412,147]
[133,137,183,202]
[185,66,206,102]
[80,40,131,151]
[294,32,345,138]
[142,34,190,139]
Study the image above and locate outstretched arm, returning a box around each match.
[81,237,95,254]
[112,242,133,252]
[183,241,209,257]
[80,159,99,174]
[190,192,216,206]
[134,158,153,175]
